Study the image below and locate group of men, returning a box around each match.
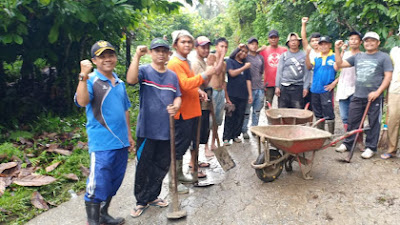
[74,17,400,224]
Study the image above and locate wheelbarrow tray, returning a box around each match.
[266,108,313,125]
[250,125,332,154]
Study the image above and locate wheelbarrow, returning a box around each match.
[265,102,313,125]
[250,124,364,181]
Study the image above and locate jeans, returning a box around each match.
[339,95,353,125]
[212,89,225,126]
[242,89,264,133]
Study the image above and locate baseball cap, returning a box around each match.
[150,38,170,50]
[362,31,380,41]
[247,37,258,44]
[318,36,331,44]
[285,32,302,46]
[91,40,116,58]
[268,30,279,38]
[171,30,194,45]
[195,36,211,47]
[349,31,362,40]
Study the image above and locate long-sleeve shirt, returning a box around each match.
[167,54,206,120]
[275,50,310,89]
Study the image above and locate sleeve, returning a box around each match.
[383,54,394,72]
[245,68,251,81]
[122,83,131,111]
[303,64,311,89]
[172,72,182,98]
[346,55,356,66]
[226,59,234,77]
[138,65,145,84]
[275,56,284,87]
[167,59,204,91]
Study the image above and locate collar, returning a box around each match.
[319,50,334,58]
[174,52,191,66]
[94,69,121,83]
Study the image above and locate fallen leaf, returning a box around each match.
[46,133,58,139]
[18,167,35,178]
[80,165,90,177]
[0,162,18,174]
[45,162,61,172]
[46,149,72,156]
[0,177,13,197]
[47,144,58,149]
[19,137,27,145]
[64,173,79,181]
[13,174,56,186]
[31,191,49,210]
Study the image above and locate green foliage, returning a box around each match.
[0,143,23,163]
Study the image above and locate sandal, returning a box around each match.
[148,198,169,208]
[189,162,210,168]
[381,153,395,160]
[198,170,207,178]
[223,140,231,146]
[130,204,149,218]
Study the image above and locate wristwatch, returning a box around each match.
[79,73,87,81]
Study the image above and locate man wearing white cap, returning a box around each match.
[335,31,393,159]
[167,30,215,193]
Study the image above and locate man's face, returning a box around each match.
[196,43,210,59]
[92,50,117,74]
[174,36,193,56]
[287,35,300,50]
[363,38,380,52]
[247,41,258,52]
[310,37,320,50]
[268,36,279,47]
[215,41,228,56]
[318,42,331,54]
[348,35,362,49]
[150,47,170,65]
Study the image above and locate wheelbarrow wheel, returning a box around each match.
[255,149,283,182]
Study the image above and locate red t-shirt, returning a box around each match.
[259,46,287,87]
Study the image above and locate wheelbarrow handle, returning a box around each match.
[266,101,272,109]
[321,128,364,150]
[311,118,325,128]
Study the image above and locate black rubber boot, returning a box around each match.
[99,197,125,225]
[85,201,101,225]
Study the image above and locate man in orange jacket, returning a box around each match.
[167,30,215,193]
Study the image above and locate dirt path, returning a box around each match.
[27,105,400,225]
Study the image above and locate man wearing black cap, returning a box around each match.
[242,37,265,138]
[259,30,287,109]
[127,38,182,217]
[75,40,134,225]
[306,36,338,134]
[335,31,362,134]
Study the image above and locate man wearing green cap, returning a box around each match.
[127,38,182,217]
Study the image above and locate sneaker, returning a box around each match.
[223,140,231,146]
[242,132,250,139]
[335,144,348,153]
[233,137,242,143]
[361,148,375,159]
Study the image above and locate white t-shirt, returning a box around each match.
[389,46,400,94]
[336,51,356,101]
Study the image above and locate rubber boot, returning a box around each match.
[316,120,325,130]
[327,120,335,134]
[100,197,125,225]
[177,160,195,183]
[85,201,101,225]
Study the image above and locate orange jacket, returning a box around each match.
[167,56,204,120]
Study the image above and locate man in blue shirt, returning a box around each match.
[126,38,182,218]
[75,40,134,225]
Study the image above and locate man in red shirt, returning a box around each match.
[258,30,287,109]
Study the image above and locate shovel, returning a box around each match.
[192,116,214,187]
[209,102,236,171]
[167,115,187,219]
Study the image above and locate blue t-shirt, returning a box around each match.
[226,58,252,99]
[75,69,131,153]
[310,52,336,94]
[136,64,181,140]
